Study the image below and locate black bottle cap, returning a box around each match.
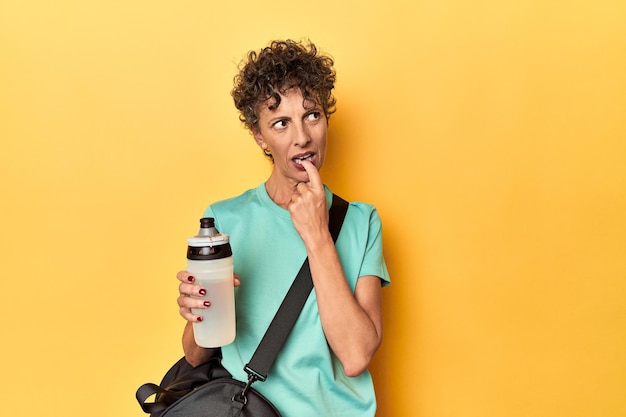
[200,218,215,229]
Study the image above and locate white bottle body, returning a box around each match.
[188,257,235,347]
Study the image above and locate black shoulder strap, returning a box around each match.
[244,194,349,383]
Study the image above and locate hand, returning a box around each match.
[176,271,240,322]
[288,160,329,244]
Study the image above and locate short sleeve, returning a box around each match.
[358,207,391,286]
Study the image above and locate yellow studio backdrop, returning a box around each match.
[1,1,625,416]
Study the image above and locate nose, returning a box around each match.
[293,122,311,147]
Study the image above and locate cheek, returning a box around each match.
[317,140,328,166]
[314,125,328,144]
[318,133,328,152]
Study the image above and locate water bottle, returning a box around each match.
[187,217,235,347]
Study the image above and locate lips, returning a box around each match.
[292,152,314,165]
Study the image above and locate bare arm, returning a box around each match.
[289,161,383,377]
[182,321,218,366]
[309,245,383,377]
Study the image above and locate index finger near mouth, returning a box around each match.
[302,160,323,189]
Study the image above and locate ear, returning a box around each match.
[252,128,267,150]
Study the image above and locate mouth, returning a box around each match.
[292,152,315,166]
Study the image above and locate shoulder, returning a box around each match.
[328,188,380,220]
[326,186,383,229]
[347,200,379,216]
[345,200,383,228]
[331,194,384,244]
[204,185,261,216]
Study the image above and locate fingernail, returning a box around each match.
[199,289,206,296]
[187,275,195,282]
[203,301,211,307]
[197,316,203,322]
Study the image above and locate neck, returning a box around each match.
[264,173,300,209]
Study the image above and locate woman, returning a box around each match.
[176,39,390,417]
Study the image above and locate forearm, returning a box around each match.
[307,235,383,377]
[182,321,215,367]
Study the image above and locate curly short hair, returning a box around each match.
[231,40,337,132]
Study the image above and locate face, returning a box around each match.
[252,88,328,186]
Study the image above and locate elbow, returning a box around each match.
[343,363,369,378]
[341,352,373,377]
[340,343,380,377]
[336,321,384,377]
[342,334,383,377]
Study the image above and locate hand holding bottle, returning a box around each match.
[178,218,237,348]
[176,271,240,322]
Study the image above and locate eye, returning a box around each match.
[272,119,288,129]
[306,112,321,122]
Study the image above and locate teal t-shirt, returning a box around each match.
[204,183,390,417]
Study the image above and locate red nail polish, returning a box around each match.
[197,316,203,322]
[199,289,206,296]
[187,275,195,282]
[203,301,211,307]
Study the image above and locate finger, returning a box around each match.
[181,272,239,287]
[177,270,195,283]
[179,306,196,321]
[178,290,210,323]
[178,304,204,322]
[301,160,323,190]
[177,293,210,309]
[179,282,207,298]
[178,297,208,323]
[295,181,309,195]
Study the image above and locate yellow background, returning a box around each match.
[1,1,625,416]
